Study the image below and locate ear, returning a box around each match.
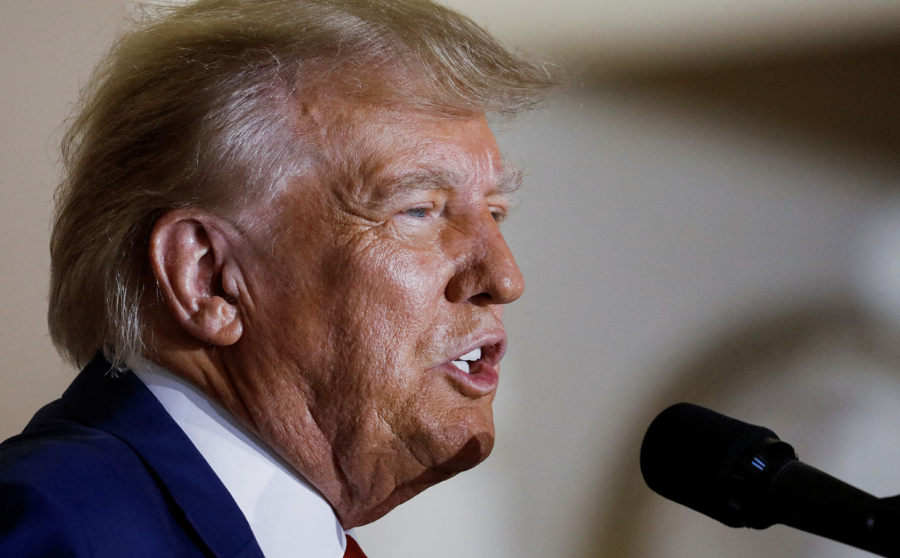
[149,209,244,346]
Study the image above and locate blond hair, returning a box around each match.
[49,0,558,369]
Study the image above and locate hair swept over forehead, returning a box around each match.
[48,0,559,370]
[121,0,554,114]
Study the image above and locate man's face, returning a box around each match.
[229,107,523,525]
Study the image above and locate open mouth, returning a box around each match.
[441,337,504,397]
[451,348,482,374]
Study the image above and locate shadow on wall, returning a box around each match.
[581,36,900,172]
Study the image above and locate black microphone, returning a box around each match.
[640,402,900,557]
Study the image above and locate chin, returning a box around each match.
[341,416,495,528]
[426,403,496,475]
[432,430,495,474]
[370,430,494,521]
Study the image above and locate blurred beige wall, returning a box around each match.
[456,0,900,67]
[2,2,900,558]
[0,1,126,437]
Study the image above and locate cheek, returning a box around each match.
[310,235,497,469]
[376,246,446,307]
[339,243,450,350]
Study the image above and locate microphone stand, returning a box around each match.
[727,438,900,557]
[867,494,900,557]
[640,404,900,557]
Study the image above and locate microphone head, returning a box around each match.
[640,403,780,527]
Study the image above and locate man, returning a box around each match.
[0,0,556,556]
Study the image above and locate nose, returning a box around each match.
[444,215,525,306]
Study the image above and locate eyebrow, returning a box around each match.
[370,159,523,206]
[496,160,524,195]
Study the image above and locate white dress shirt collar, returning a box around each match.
[128,354,353,558]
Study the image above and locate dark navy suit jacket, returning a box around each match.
[0,356,265,557]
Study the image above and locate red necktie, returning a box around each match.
[344,535,368,558]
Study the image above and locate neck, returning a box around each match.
[145,332,432,529]
[146,336,360,524]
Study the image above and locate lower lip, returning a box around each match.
[440,361,499,397]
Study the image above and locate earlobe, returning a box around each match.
[194,295,243,345]
[150,210,244,346]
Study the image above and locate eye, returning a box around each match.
[490,207,507,223]
[403,206,430,219]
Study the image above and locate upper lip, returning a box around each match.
[446,329,507,369]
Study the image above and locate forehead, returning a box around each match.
[366,108,500,168]
[330,107,512,201]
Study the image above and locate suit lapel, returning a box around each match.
[62,356,265,558]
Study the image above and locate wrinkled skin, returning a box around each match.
[148,106,524,528]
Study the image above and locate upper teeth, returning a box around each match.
[460,348,481,361]
[452,348,481,374]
